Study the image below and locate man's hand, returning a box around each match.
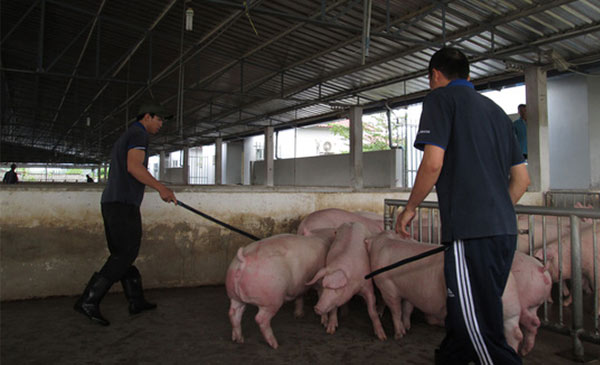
[158,185,177,204]
[395,207,416,238]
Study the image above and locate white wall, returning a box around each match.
[251,149,404,188]
[588,76,600,189]
[548,74,591,189]
[226,141,243,184]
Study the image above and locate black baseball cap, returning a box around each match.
[138,102,173,120]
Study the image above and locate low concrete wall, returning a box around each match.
[251,149,404,188]
[0,184,543,301]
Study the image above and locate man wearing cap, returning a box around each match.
[75,102,177,326]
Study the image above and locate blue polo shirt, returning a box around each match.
[415,79,525,242]
[512,118,527,156]
[101,122,149,207]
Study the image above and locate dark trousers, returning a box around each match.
[438,236,521,365]
[99,202,142,283]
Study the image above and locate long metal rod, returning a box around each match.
[365,245,447,279]
[177,200,260,241]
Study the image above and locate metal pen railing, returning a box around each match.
[384,199,600,361]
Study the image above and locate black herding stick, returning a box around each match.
[365,245,448,279]
[177,201,261,241]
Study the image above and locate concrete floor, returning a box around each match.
[1,286,599,365]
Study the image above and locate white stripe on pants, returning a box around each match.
[453,240,493,365]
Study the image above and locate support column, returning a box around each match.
[215,138,223,185]
[349,106,364,189]
[97,164,102,182]
[183,147,190,185]
[525,67,550,192]
[264,126,274,187]
[589,77,600,189]
[159,151,167,181]
[103,163,108,182]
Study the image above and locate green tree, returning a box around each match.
[328,112,404,152]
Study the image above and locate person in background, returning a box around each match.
[86,174,94,183]
[3,163,18,184]
[395,47,530,364]
[74,101,177,326]
[513,104,527,159]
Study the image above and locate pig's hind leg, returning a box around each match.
[228,299,247,344]
[380,290,406,340]
[255,303,283,349]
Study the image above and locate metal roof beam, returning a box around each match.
[51,0,179,152]
[0,67,148,86]
[0,0,41,47]
[181,0,579,138]
[175,12,599,143]
[90,1,266,136]
[168,2,442,136]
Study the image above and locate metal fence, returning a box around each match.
[545,190,600,209]
[402,123,422,188]
[189,155,212,184]
[383,199,600,361]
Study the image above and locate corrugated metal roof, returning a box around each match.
[1,0,599,163]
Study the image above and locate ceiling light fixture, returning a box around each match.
[185,7,194,31]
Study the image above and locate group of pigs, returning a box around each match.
[225,207,597,357]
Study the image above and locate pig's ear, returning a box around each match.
[323,270,348,289]
[306,268,328,286]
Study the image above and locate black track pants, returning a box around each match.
[98,202,142,283]
[437,236,521,365]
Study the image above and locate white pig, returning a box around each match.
[226,230,335,349]
[297,208,384,236]
[510,251,553,356]
[367,232,550,355]
[533,224,599,316]
[306,222,387,340]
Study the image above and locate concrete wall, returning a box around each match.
[163,167,185,184]
[251,149,404,188]
[547,74,592,189]
[0,184,542,301]
[588,75,600,189]
[225,141,243,185]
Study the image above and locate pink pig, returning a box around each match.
[367,232,550,356]
[510,251,553,356]
[297,208,384,236]
[533,224,599,316]
[366,231,446,339]
[306,222,387,340]
[226,230,335,349]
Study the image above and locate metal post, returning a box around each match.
[570,215,584,360]
[361,0,372,65]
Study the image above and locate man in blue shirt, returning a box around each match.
[513,104,527,159]
[396,48,530,364]
[74,102,177,326]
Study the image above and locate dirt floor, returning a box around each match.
[2,286,599,365]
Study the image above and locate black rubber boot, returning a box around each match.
[121,266,156,315]
[74,272,112,326]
